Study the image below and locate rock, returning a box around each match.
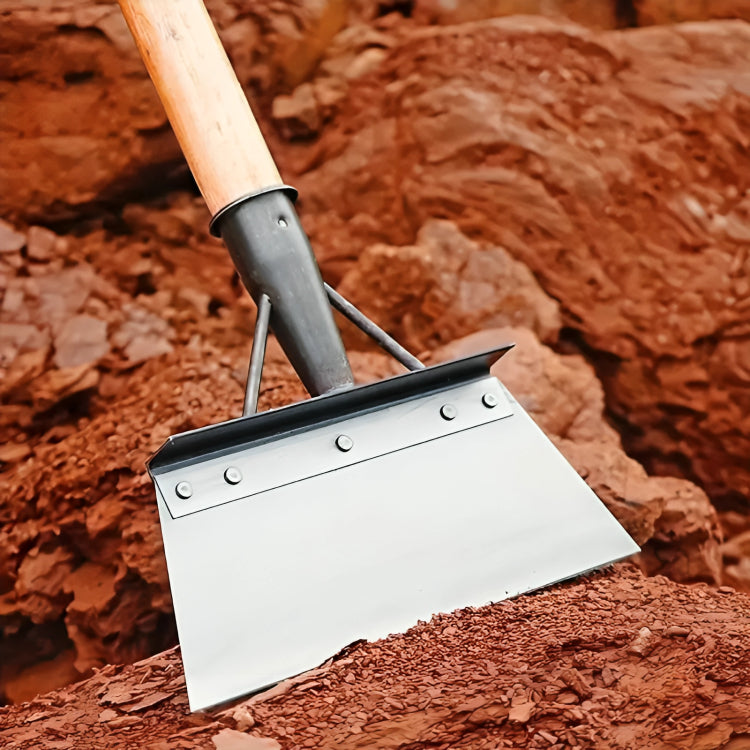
[635,0,750,24]
[413,0,619,28]
[30,266,96,329]
[508,700,536,723]
[64,563,118,618]
[294,17,750,506]
[111,306,173,364]
[272,82,321,138]
[627,626,656,656]
[0,443,31,464]
[53,315,109,369]
[13,548,75,624]
[665,625,690,636]
[0,324,49,361]
[432,328,722,583]
[2,257,176,422]
[28,363,101,410]
[559,667,593,699]
[231,706,256,731]
[212,729,281,750]
[26,227,61,262]
[265,0,349,88]
[338,221,561,353]
[0,220,25,253]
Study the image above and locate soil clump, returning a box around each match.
[2,565,750,749]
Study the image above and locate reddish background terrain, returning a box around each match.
[2,1,750,746]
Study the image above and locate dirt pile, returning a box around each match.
[337,220,562,352]
[0,204,723,703]
[287,16,750,513]
[2,565,750,749]
[3,0,750,716]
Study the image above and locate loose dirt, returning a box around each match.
[4,0,750,740]
[2,565,750,749]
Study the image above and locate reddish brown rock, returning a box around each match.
[0,226,179,444]
[635,0,750,24]
[413,0,619,28]
[433,327,722,584]
[291,17,750,508]
[337,220,561,352]
[52,315,110,369]
[0,1,347,223]
[0,221,26,254]
[3,566,750,749]
[25,227,62,263]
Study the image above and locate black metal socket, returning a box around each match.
[211,187,354,398]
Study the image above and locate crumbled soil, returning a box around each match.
[2,565,750,749]
[4,0,750,741]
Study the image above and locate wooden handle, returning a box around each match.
[118,0,282,216]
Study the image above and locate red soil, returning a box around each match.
[2,565,750,749]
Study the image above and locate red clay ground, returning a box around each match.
[1,564,750,749]
[4,2,750,744]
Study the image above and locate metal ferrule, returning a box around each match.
[212,187,354,397]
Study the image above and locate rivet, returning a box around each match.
[175,481,193,499]
[335,434,354,452]
[440,404,457,421]
[482,393,499,408]
[278,217,288,227]
[224,467,242,485]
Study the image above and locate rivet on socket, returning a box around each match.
[224,467,242,485]
[175,481,193,499]
[440,404,457,421]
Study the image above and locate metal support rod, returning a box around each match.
[324,283,425,372]
[243,293,272,416]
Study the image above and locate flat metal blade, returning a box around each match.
[149,347,638,710]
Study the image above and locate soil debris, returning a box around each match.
[4,0,750,725]
[2,566,750,749]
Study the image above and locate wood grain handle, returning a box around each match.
[118,0,282,216]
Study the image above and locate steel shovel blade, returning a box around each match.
[149,345,638,711]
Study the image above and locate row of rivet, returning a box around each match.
[173,392,499,499]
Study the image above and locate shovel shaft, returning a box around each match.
[118,0,281,216]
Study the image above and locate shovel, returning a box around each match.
[118,0,639,711]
